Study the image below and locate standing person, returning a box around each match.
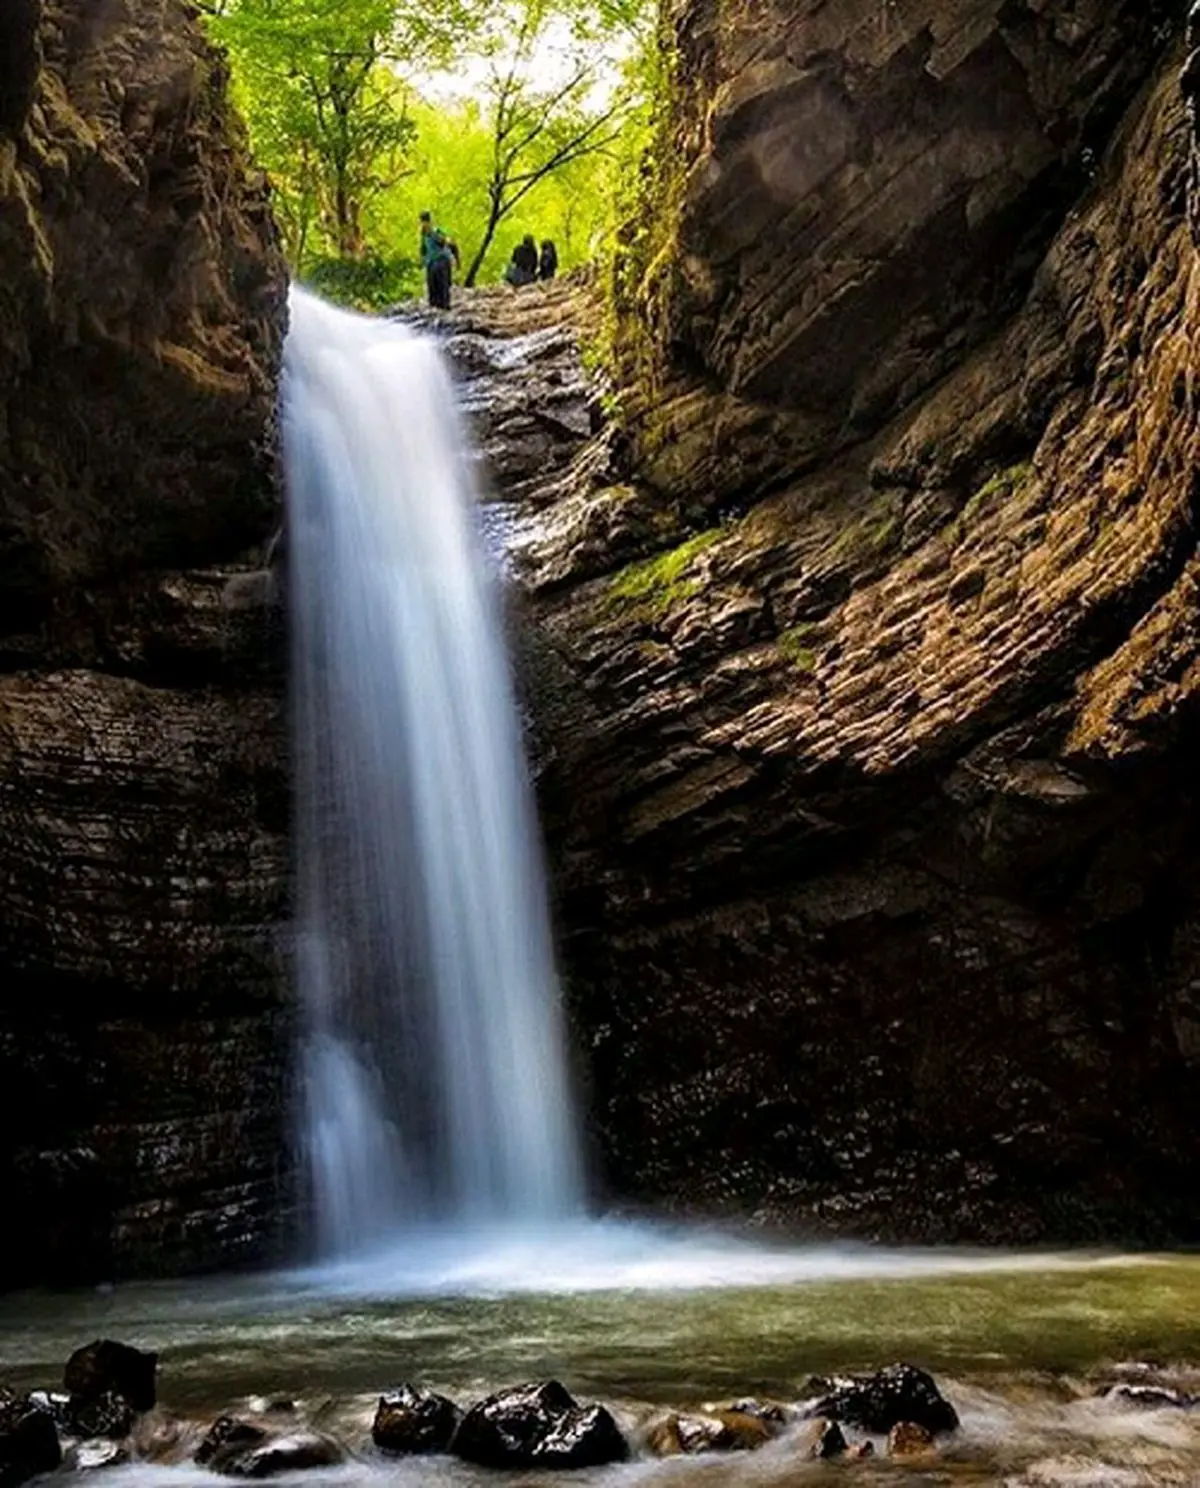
[505,234,539,287]
[538,239,558,282]
[419,210,458,310]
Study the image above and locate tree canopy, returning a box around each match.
[202,0,657,304]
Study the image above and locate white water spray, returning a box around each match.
[283,288,583,1257]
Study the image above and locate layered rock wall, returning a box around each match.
[0,0,291,1280]
[524,6,1200,1239]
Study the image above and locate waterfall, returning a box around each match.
[282,287,583,1258]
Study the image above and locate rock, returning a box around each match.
[809,1363,959,1437]
[793,1418,848,1459]
[723,1398,788,1430]
[644,1410,772,1456]
[453,1382,629,1470]
[372,1385,462,1455]
[26,1394,72,1432]
[65,1395,135,1442]
[66,1440,130,1472]
[64,1341,157,1413]
[1099,1384,1200,1410]
[888,1421,937,1457]
[194,1417,269,1469]
[214,1433,344,1479]
[0,0,291,1288]
[523,11,1200,1245]
[843,1440,875,1460]
[0,1389,63,1488]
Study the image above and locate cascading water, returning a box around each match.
[282,287,583,1258]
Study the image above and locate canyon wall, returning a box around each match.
[523,2,1200,1240]
[0,0,290,1280]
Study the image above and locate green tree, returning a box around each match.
[205,0,482,265]
[461,0,642,287]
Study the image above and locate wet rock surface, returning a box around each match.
[520,10,1200,1243]
[0,1390,62,1488]
[453,1381,629,1470]
[0,0,292,1283]
[808,1363,960,1437]
[64,1342,156,1415]
[372,1384,462,1455]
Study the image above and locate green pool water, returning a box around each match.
[2,1238,1198,1486]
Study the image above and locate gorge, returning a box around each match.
[0,0,1199,1287]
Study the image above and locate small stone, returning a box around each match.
[844,1440,875,1460]
[26,1393,72,1431]
[0,1388,64,1488]
[372,1385,462,1455]
[889,1420,936,1457]
[64,1342,157,1414]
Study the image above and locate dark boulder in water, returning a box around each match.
[195,1417,343,1479]
[372,1385,462,1455]
[64,1394,136,1441]
[453,1381,628,1470]
[0,1389,63,1488]
[64,1342,157,1413]
[194,1417,268,1469]
[807,1363,959,1436]
[215,1433,344,1478]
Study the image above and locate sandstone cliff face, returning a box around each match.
[523,7,1200,1239]
[0,1,290,1280]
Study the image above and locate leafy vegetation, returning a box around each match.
[201,0,658,306]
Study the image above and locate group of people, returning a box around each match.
[504,234,558,287]
[418,211,558,310]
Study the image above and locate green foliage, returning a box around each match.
[606,530,721,616]
[204,0,660,303]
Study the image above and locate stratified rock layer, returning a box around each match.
[0,0,290,1280]
[523,9,1200,1239]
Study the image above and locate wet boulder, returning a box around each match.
[645,1410,772,1456]
[64,1342,157,1413]
[194,1417,269,1470]
[194,1417,344,1479]
[216,1433,344,1478]
[807,1363,959,1436]
[0,1389,63,1488]
[66,1394,135,1441]
[453,1382,628,1470]
[724,1398,788,1430]
[372,1385,462,1455]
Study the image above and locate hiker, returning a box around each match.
[538,239,558,282]
[419,210,458,310]
[505,234,539,287]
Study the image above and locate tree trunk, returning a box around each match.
[465,190,504,287]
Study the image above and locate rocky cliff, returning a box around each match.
[520,3,1200,1240]
[0,0,290,1280]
